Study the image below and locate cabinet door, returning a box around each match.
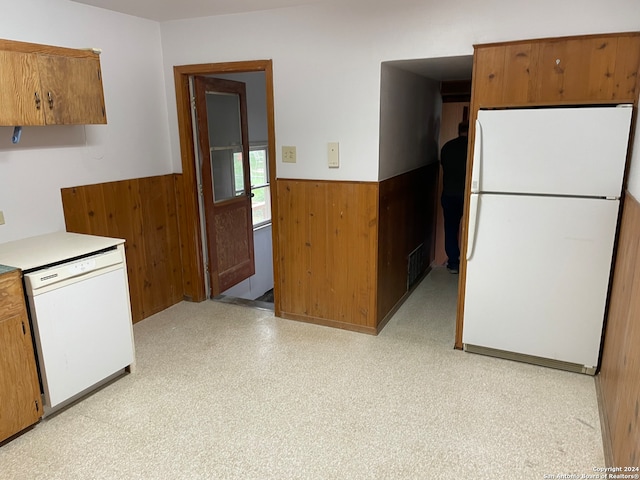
[0,51,45,125]
[37,55,107,125]
[0,272,42,442]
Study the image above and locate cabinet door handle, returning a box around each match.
[47,92,54,109]
[35,92,41,109]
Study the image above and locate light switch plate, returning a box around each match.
[282,146,297,163]
[328,142,339,168]
[0,211,4,225]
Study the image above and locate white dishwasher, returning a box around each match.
[0,232,135,416]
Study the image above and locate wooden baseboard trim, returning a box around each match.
[279,312,377,335]
[594,374,614,466]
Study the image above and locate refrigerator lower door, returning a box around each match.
[462,194,619,371]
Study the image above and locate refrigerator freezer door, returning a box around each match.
[475,106,632,197]
[462,194,619,368]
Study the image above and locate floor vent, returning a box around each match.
[407,243,425,290]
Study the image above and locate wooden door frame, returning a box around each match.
[173,60,280,315]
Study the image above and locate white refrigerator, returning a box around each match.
[462,105,633,374]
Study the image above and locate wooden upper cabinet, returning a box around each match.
[472,32,640,108]
[0,51,44,125]
[0,269,42,442]
[0,38,107,126]
[37,55,106,124]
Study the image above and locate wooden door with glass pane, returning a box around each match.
[194,76,255,296]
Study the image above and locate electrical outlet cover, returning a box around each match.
[282,146,297,163]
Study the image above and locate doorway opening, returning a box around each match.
[379,55,472,344]
[173,60,280,315]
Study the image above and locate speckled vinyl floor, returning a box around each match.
[0,267,604,479]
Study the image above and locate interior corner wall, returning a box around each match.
[0,0,171,244]
[378,64,442,181]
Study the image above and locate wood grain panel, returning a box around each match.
[0,51,44,125]
[138,176,183,315]
[472,46,506,107]
[502,43,539,104]
[277,180,308,318]
[599,193,640,467]
[377,165,439,327]
[0,270,41,442]
[37,55,106,124]
[61,175,184,323]
[101,179,145,323]
[585,38,618,100]
[536,38,618,103]
[612,35,640,102]
[277,179,378,332]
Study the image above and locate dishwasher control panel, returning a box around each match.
[24,248,123,292]
[68,258,97,276]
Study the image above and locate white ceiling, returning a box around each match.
[69,0,473,81]
[69,0,323,22]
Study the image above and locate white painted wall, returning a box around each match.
[159,0,640,183]
[0,0,171,243]
[379,64,441,181]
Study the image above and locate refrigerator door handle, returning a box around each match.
[466,193,479,260]
[471,119,482,193]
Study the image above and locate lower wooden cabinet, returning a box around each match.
[0,269,42,443]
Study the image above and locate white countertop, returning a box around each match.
[0,232,124,271]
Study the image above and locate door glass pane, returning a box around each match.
[205,91,244,203]
[249,148,268,186]
[251,185,271,226]
[233,152,245,196]
[210,147,243,202]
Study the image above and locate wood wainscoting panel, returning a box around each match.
[599,193,640,467]
[277,179,378,333]
[61,174,184,323]
[172,173,205,301]
[377,165,439,327]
